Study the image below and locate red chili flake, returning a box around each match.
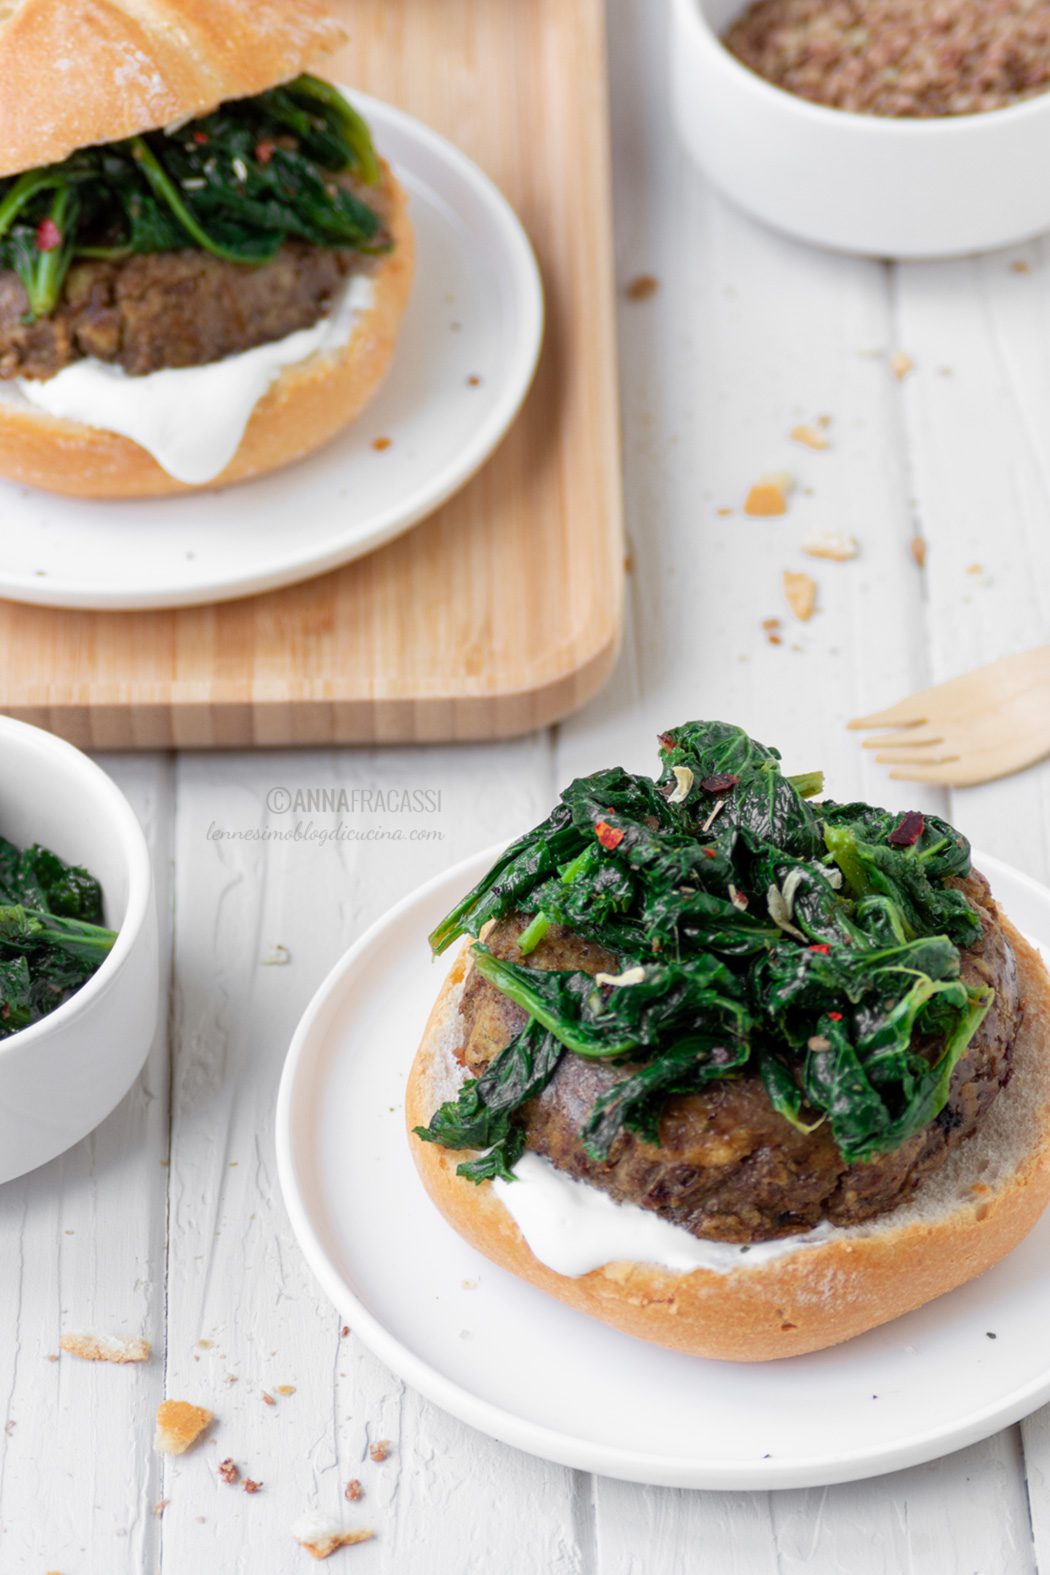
[699,774,740,794]
[594,820,625,851]
[193,130,209,145]
[255,140,276,165]
[888,811,925,848]
[828,1011,843,1021]
[702,847,718,859]
[35,218,61,253]
[808,944,831,954]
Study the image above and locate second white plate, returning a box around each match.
[0,93,543,611]
[276,846,1050,1490]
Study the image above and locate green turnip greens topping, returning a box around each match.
[415,721,992,1181]
[0,837,116,1036]
[0,75,383,319]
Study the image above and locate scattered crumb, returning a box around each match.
[789,423,829,451]
[276,1385,297,1397]
[460,1280,477,1291]
[60,1333,151,1365]
[244,1479,263,1494]
[4,1420,14,1436]
[623,551,634,574]
[153,1500,169,1519]
[369,1440,391,1463]
[219,1459,239,1485]
[966,562,984,575]
[45,1354,59,1363]
[762,615,784,647]
[372,437,392,452]
[293,1517,375,1560]
[196,1339,213,1350]
[802,529,859,563]
[225,1374,239,1386]
[340,1327,350,1339]
[987,1331,998,1339]
[262,1391,276,1407]
[625,274,659,301]
[345,1480,363,1502]
[783,570,818,622]
[889,350,915,380]
[261,945,292,967]
[744,473,793,517]
[1011,259,1030,274]
[909,535,928,569]
[154,1400,214,1456]
[715,505,733,517]
[818,413,832,429]
[466,374,482,387]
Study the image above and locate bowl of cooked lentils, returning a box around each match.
[671,0,1050,257]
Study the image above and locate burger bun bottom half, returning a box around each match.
[406,919,1050,1362]
[0,164,413,500]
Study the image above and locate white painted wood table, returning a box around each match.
[3,3,1050,1570]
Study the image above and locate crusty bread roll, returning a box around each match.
[0,0,345,180]
[407,917,1050,1362]
[0,162,414,498]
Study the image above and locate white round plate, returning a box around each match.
[0,94,542,611]
[276,845,1050,1490]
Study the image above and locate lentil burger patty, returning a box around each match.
[457,871,1022,1244]
[0,243,356,381]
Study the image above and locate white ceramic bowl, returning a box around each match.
[671,0,1050,258]
[0,717,158,1182]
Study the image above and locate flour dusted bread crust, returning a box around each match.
[407,919,1050,1362]
[0,163,414,498]
[0,0,345,180]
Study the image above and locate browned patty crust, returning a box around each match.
[456,871,1022,1244]
[0,174,394,381]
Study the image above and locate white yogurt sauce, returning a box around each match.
[15,272,375,485]
[492,1151,835,1278]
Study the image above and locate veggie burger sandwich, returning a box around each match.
[409,722,1050,1360]
[0,0,413,496]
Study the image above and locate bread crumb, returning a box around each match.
[261,1391,276,1406]
[889,350,915,380]
[244,1478,263,1494]
[966,562,984,575]
[345,1479,363,1502]
[340,1326,350,1338]
[218,1458,239,1485]
[625,274,659,301]
[783,570,817,622]
[372,437,392,452]
[153,1499,169,1518]
[789,423,829,451]
[60,1333,151,1365]
[910,535,928,569]
[369,1440,390,1463]
[154,1400,214,1456]
[45,1354,59,1363]
[802,530,859,563]
[744,473,792,517]
[1011,259,1030,274]
[276,1384,296,1397]
[293,1516,375,1560]
[715,505,733,517]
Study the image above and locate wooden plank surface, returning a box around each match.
[0,0,623,750]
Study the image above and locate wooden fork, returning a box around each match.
[849,645,1050,787]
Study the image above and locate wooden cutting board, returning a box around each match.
[0,0,622,749]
